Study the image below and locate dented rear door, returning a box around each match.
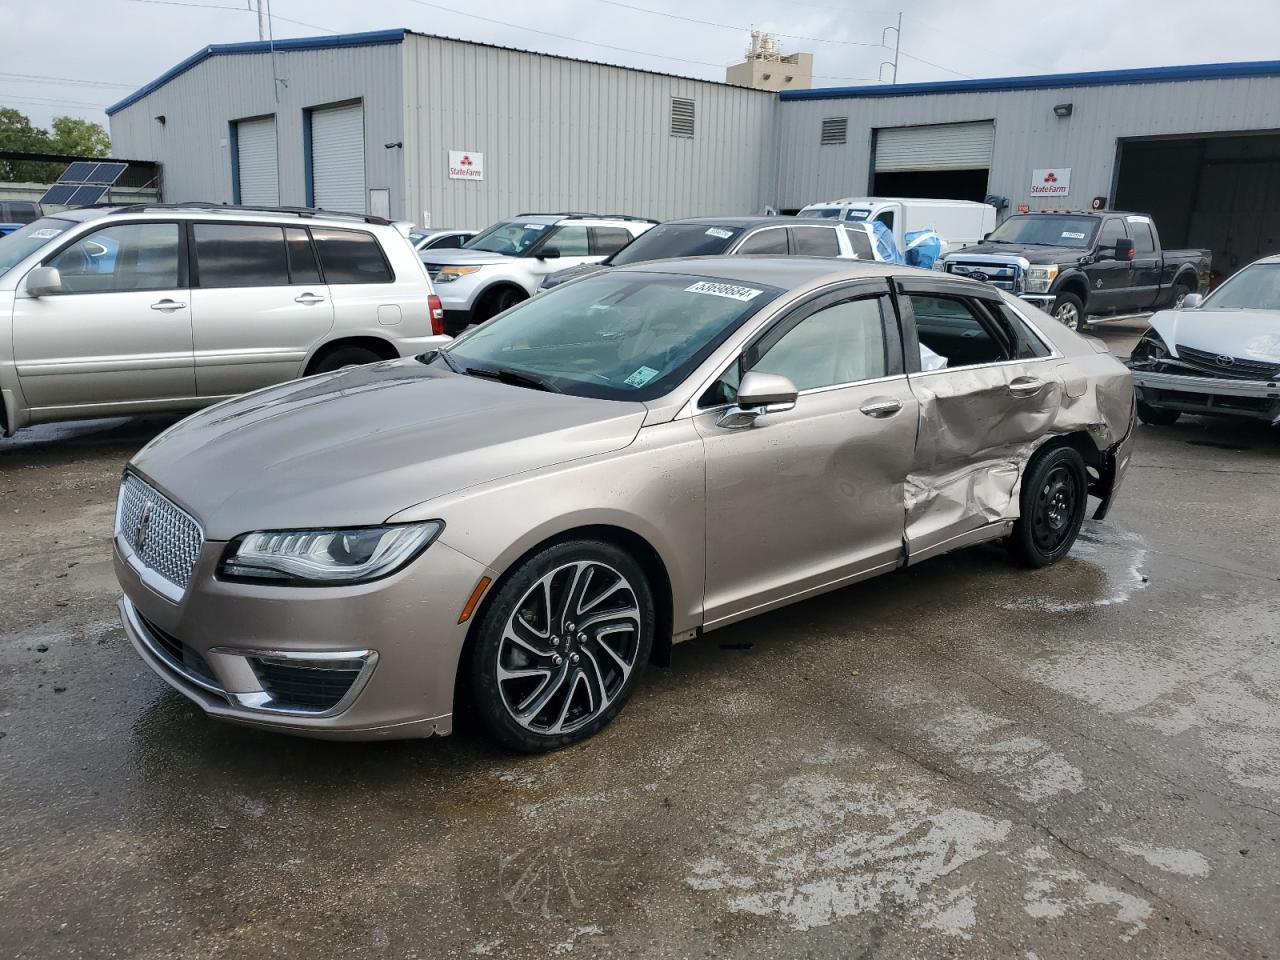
[895,277,1064,562]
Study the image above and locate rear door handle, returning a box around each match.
[1008,376,1045,397]
[294,293,326,305]
[150,299,186,312]
[859,397,903,418]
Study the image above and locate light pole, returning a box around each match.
[879,12,902,84]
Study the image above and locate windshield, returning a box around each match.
[464,220,552,256]
[1203,263,1280,310]
[987,215,1099,248]
[609,223,743,265]
[0,217,74,279]
[801,207,842,219]
[438,271,780,401]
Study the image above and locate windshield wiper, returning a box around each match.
[464,365,559,393]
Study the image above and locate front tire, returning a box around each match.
[1051,292,1086,331]
[468,540,654,752]
[1008,446,1088,568]
[474,286,526,324]
[1137,398,1181,426]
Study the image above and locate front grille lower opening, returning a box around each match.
[249,657,365,712]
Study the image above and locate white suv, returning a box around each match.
[423,213,656,334]
[0,203,449,436]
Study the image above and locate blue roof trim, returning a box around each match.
[779,59,1280,102]
[106,28,406,116]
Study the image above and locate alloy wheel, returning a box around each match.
[1031,464,1079,553]
[1054,302,1081,330]
[496,561,642,735]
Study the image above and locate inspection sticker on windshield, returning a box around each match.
[1061,231,1087,240]
[624,365,660,387]
[684,281,762,302]
[704,227,734,239]
[522,223,545,230]
[28,228,63,239]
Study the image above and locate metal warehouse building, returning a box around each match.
[109,29,1280,276]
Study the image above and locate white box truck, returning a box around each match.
[797,197,997,253]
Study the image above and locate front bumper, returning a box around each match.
[115,533,492,740]
[1091,396,1137,521]
[1019,294,1054,310]
[1130,367,1280,424]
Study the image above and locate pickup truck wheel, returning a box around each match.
[1008,445,1088,568]
[1051,292,1086,331]
[1137,398,1181,426]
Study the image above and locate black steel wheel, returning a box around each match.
[468,540,654,752]
[1008,445,1088,568]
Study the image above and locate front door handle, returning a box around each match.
[150,299,186,312]
[294,293,326,305]
[1008,376,1045,397]
[859,397,903,418]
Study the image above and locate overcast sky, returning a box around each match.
[5,0,1278,132]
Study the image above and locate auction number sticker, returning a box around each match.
[522,223,545,230]
[684,281,762,302]
[705,227,733,239]
[29,228,63,239]
[624,365,660,387]
[1061,231,1087,240]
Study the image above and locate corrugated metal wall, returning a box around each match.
[401,35,778,228]
[110,43,404,212]
[775,76,1280,214]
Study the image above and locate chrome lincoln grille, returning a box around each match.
[116,474,204,592]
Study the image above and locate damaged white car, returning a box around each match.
[1129,254,1280,426]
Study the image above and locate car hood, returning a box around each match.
[419,249,514,267]
[130,360,647,539]
[1150,308,1280,363]
[950,243,1085,264]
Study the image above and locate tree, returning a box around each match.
[0,107,111,182]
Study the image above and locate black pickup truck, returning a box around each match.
[940,211,1211,330]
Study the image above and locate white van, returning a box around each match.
[797,197,997,253]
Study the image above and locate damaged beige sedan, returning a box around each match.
[114,258,1135,752]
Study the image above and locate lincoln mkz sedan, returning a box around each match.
[114,258,1135,751]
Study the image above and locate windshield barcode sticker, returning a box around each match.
[624,366,660,387]
[685,281,762,302]
[1061,231,1086,240]
[705,227,733,239]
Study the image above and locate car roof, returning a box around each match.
[663,216,849,229]
[615,255,903,287]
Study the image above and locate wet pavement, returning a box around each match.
[2,317,1278,959]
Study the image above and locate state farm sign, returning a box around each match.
[448,150,484,181]
[1031,167,1071,197]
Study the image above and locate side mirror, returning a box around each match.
[717,371,798,429]
[1180,292,1203,310]
[538,247,561,260]
[25,266,62,298]
[982,232,992,241]
[1113,238,1135,261]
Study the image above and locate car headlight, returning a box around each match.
[436,266,482,283]
[1025,264,1059,293]
[1129,329,1170,364]
[220,522,442,584]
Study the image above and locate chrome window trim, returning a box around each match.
[727,224,791,254]
[905,353,1062,380]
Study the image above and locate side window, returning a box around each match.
[1097,218,1127,252]
[752,297,887,391]
[285,227,321,284]
[843,225,874,260]
[46,222,180,294]
[426,234,465,250]
[591,227,633,257]
[543,225,590,257]
[790,227,840,258]
[311,228,393,284]
[736,229,788,255]
[875,210,895,232]
[193,223,289,288]
[909,294,1013,370]
[1130,219,1156,255]
[996,302,1052,359]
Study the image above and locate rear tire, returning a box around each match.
[468,540,654,753]
[1051,292,1086,331]
[310,345,385,374]
[1137,398,1181,426]
[1008,445,1088,568]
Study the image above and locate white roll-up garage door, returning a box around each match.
[874,121,995,172]
[235,116,279,206]
[310,102,366,214]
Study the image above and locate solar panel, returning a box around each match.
[68,185,109,206]
[87,162,128,185]
[58,161,100,184]
[39,184,78,205]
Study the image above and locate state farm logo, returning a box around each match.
[1043,171,1058,183]
[448,150,484,180]
[460,154,473,167]
[1030,168,1070,196]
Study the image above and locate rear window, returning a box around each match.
[843,225,874,260]
[311,228,393,284]
[610,222,743,265]
[800,207,842,219]
[1,201,41,224]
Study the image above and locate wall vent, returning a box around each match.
[670,97,696,138]
[821,117,848,145]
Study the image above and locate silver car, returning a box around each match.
[0,204,449,436]
[1128,254,1280,426]
[114,258,1135,751]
